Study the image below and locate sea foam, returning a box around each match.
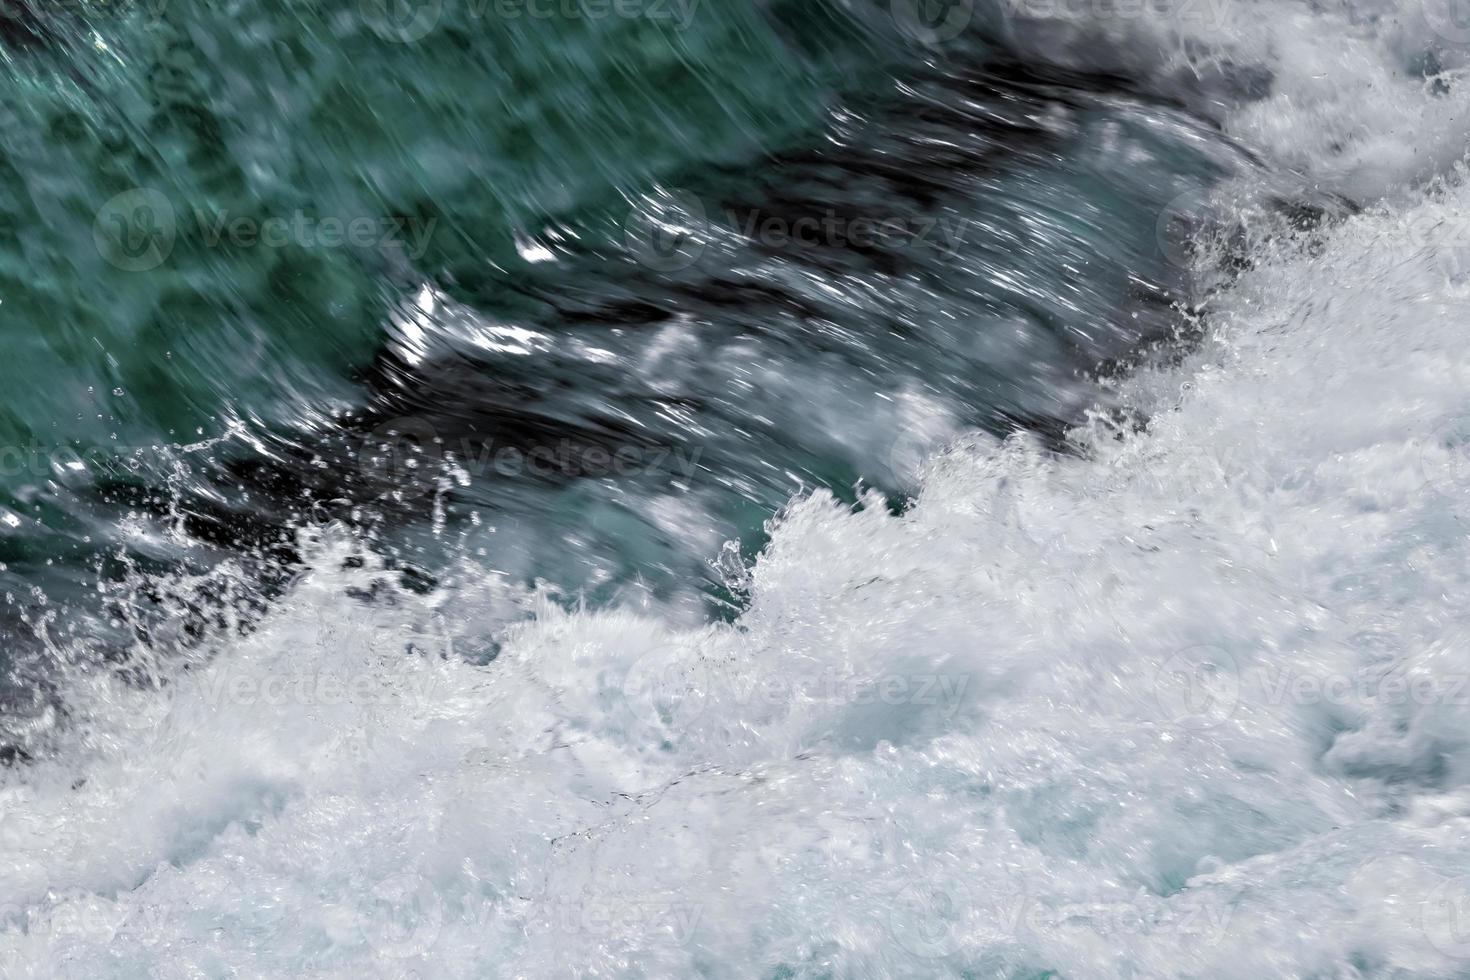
[6,0,1470,976]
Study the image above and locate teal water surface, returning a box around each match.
[0,0,1243,677]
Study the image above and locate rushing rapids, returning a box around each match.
[3,0,1470,976]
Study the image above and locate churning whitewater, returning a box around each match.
[5,0,1470,977]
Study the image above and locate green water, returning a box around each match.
[0,0,906,463]
[0,0,1239,650]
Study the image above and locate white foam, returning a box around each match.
[8,2,1470,977]
[999,0,1470,201]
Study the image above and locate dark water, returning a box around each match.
[10,4,1470,976]
[0,0,1250,734]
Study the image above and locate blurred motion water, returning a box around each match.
[5,0,1470,976]
[0,1,1242,661]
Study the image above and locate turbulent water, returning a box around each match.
[3,0,1470,976]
